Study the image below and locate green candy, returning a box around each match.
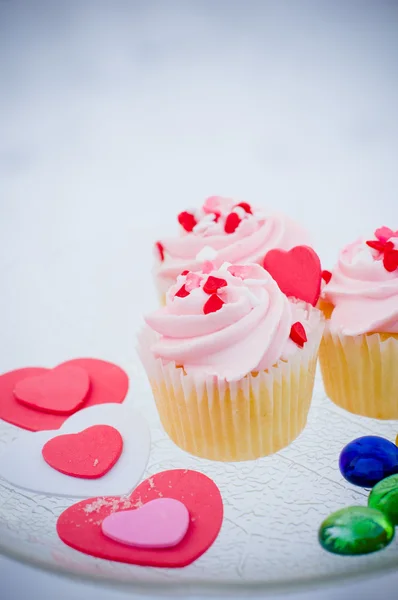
[319,506,394,556]
[369,473,398,525]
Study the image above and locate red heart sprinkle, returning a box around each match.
[181,270,189,276]
[175,285,190,298]
[203,294,224,315]
[224,212,241,234]
[321,270,332,284]
[155,242,165,262]
[202,261,215,274]
[235,202,252,214]
[203,276,228,295]
[212,211,221,222]
[383,248,398,272]
[42,425,123,479]
[178,211,197,232]
[366,240,386,252]
[289,322,307,348]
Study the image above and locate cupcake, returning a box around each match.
[139,262,324,461]
[319,226,398,419]
[154,195,309,304]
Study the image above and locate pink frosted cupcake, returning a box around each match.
[139,262,324,461]
[154,196,309,303]
[319,226,398,419]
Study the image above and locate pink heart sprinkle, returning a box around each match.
[228,265,253,279]
[185,272,202,292]
[101,498,190,549]
[202,261,215,274]
[375,226,398,243]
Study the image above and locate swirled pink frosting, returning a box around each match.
[323,232,398,335]
[154,196,309,293]
[145,263,316,381]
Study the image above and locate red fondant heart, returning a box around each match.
[14,366,90,415]
[57,469,223,568]
[0,359,128,432]
[263,245,321,306]
[42,425,123,479]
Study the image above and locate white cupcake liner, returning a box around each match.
[320,324,398,419]
[138,308,324,460]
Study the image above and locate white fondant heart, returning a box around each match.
[101,498,190,548]
[0,403,150,497]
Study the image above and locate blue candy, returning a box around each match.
[339,436,398,488]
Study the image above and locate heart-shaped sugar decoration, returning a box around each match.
[185,272,202,291]
[202,261,215,274]
[203,294,224,315]
[178,211,197,232]
[224,212,241,234]
[234,202,252,214]
[0,404,149,497]
[375,226,398,243]
[383,248,398,272]
[57,469,223,568]
[321,270,332,284]
[175,284,190,298]
[102,498,190,549]
[42,424,123,479]
[14,366,90,415]
[290,322,307,348]
[155,241,165,262]
[0,359,129,432]
[263,245,322,306]
[366,240,387,252]
[203,276,227,295]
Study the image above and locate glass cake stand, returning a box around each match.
[0,370,397,598]
[1,2,398,593]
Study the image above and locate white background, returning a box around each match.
[1,1,397,598]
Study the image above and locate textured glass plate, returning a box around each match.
[0,373,397,596]
[1,1,398,594]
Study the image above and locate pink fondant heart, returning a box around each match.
[42,425,123,479]
[263,245,322,306]
[14,366,90,415]
[102,498,189,548]
[57,469,223,568]
[0,358,129,432]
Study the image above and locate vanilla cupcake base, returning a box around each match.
[319,326,398,419]
[138,314,324,461]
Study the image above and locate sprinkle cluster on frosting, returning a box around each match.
[323,227,398,335]
[365,227,398,273]
[176,197,255,236]
[145,263,312,381]
[153,196,309,294]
